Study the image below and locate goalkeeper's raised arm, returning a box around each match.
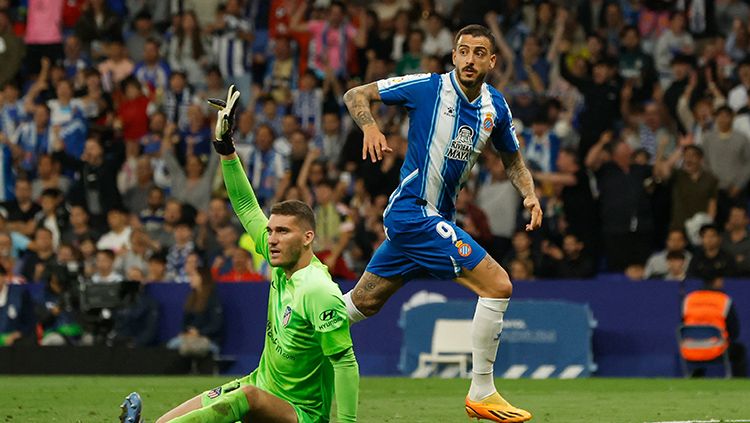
[209,85,271,260]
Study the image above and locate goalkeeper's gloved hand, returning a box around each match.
[207,84,241,155]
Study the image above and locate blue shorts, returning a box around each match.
[366,213,487,281]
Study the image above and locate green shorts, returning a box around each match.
[200,375,315,423]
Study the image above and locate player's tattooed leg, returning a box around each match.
[350,272,403,317]
[455,254,513,298]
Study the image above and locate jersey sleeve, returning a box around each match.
[489,94,520,153]
[301,274,353,356]
[221,157,271,262]
[376,73,434,109]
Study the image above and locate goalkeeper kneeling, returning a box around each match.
[119,86,359,423]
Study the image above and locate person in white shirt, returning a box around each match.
[728,59,750,112]
[91,249,124,283]
[96,207,132,254]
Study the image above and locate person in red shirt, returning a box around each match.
[214,247,264,283]
[115,77,150,143]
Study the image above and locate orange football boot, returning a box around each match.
[465,392,532,422]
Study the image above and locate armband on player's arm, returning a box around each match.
[329,346,359,423]
[221,157,269,255]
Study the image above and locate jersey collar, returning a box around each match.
[449,70,483,106]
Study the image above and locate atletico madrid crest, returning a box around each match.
[282,305,292,327]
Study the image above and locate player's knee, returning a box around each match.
[484,269,513,298]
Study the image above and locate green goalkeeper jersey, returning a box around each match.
[222,157,355,422]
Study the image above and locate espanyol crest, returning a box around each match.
[282,305,292,327]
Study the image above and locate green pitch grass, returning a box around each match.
[0,376,749,422]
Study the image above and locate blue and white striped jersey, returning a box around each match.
[377,71,519,222]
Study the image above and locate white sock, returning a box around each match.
[343,291,367,324]
[468,297,509,401]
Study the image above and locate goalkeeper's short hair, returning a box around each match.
[271,200,316,231]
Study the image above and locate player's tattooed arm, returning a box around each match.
[344,83,393,162]
[343,82,381,130]
[500,150,543,231]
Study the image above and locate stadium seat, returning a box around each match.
[414,319,473,378]
[676,325,732,378]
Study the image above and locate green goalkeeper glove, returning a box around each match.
[207,84,241,155]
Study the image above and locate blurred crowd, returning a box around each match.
[0,0,750,308]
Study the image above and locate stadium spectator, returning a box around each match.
[122,156,156,215]
[688,224,737,280]
[476,150,521,259]
[243,123,289,210]
[24,0,64,75]
[658,250,688,281]
[167,267,223,356]
[126,10,162,64]
[722,206,750,276]
[20,227,56,282]
[34,188,67,248]
[558,44,621,158]
[115,228,153,277]
[3,179,41,238]
[422,13,453,58]
[167,10,208,89]
[509,258,534,281]
[91,248,124,283]
[0,10,23,88]
[586,133,654,271]
[14,103,53,176]
[644,229,693,279]
[214,247,264,283]
[289,0,357,79]
[116,77,150,143]
[196,198,237,262]
[61,205,100,248]
[682,276,747,377]
[702,106,750,227]
[166,220,196,281]
[53,136,125,225]
[96,37,134,92]
[502,230,540,273]
[728,59,750,112]
[522,114,561,172]
[455,187,493,252]
[539,234,596,279]
[654,12,694,86]
[162,71,197,134]
[207,0,254,105]
[36,264,83,346]
[96,206,132,254]
[31,155,70,201]
[311,179,356,280]
[61,35,88,80]
[133,37,170,94]
[0,264,36,346]
[655,144,718,230]
[146,252,167,283]
[75,0,123,59]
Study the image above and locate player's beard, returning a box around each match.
[457,67,487,90]
[274,243,303,270]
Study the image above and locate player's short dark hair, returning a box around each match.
[271,200,316,231]
[454,24,497,54]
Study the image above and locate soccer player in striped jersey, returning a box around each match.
[342,24,541,422]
